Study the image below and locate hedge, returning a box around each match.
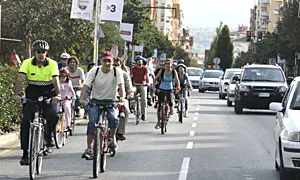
[0,65,22,133]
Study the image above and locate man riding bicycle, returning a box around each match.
[130,55,149,121]
[80,51,125,159]
[14,40,60,165]
[153,58,180,129]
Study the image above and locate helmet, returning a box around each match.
[178,63,187,69]
[60,53,70,59]
[59,67,69,76]
[135,55,143,61]
[178,59,185,65]
[32,40,49,52]
[142,57,147,64]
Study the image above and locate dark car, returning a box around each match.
[234,64,288,114]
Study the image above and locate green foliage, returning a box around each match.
[215,25,233,70]
[173,45,191,66]
[207,22,223,67]
[0,65,22,132]
[189,59,200,67]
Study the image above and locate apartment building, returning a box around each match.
[268,0,283,33]
[250,6,257,34]
[256,0,270,33]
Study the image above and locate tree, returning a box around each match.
[207,22,223,67]
[173,45,191,66]
[215,25,233,70]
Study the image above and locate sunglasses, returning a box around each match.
[36,50,46,54]
[103,59,112,63]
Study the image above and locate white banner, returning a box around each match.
[134,45,143,52]
[70,0,94,21]
[120,23,133,42]
[101,0,124,23]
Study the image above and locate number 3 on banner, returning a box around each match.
[110,5,116,12]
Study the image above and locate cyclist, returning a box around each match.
[58,68,75,130]
[153,58,180,129]
[130,55,149,121]
[58,53,70,70]
[154,61,165,108]
[67,56,85,117]
[175,64,192,117]
[13,40,60,165]
[80,51,125,159]
[114,57,134,141]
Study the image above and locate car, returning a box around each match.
[186,67,204,89]
[226,72,241,107]
[219,68,243,99]
[199,70,224,93]
[234,64,288,114]
[269,76,300,179]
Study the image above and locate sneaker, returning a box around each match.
[119,112,125,118]
[117,133,126,141]
[81,149,93,160]
[46,139,55,147]
[75,110,81,117]
[83,113,87,119]
[154,103,158,109]
[109,139,118,151]
[147,98,153,106]
[184,110,188,118]
[46,147,53,154]
[155,121,160,129]
[169,108,174,115]
[20,155,29,166]
[141,114,146,121]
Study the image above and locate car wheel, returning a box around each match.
[227,98,232,107]
[221,93,226,99]
[279,140,290,180]
[234,99,243,114]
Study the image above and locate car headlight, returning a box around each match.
[279,86,288,93]
[282,130,300,142]
[239,85,249,92]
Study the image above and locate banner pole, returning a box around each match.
[93,0,100,65]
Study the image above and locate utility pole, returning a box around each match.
[0,0,2,55]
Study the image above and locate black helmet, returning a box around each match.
[32,40,49,52]
[178,59,185,64]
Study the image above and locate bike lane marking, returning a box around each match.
[193,117,197,121]
[178,157,190,180]
[189,131,195,137]
[186,142,193,149]
[192,123,197,128]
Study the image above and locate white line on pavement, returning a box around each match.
[195,112,199,115]
[189,131,195,136]
[193,117,197,121]
[186,142,193,149]
[178,157,190,180]
[192,123,197,128]
[196,107,199,111]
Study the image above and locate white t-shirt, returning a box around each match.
[68,67,85,87]
[84,66,124,100]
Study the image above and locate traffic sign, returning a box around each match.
[101,0,124,23]
[213,57,220,65]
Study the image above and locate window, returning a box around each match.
[203,71,223,78]
[242,68,285,82]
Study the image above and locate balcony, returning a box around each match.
[261,11,269,16]
[261,0,270,4]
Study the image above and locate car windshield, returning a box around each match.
[230,74,241,84]
[187,69,202,76]
[241,68,285,82]
[224,70,241,79]
[203,71,223,78]
[290,82,300,110]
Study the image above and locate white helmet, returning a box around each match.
[60,53,70,59]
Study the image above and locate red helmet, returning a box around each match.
[59,67,69,76]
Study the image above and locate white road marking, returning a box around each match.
[196,107,199,111]
[178,157,190,180]
[193,117,197,121]
[189,131,195,136]
[192,123,197,128]
[195,112,199,115]
[186,142,193,149]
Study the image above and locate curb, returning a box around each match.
[0,131,20,147]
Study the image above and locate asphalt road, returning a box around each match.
[0,91,284,180]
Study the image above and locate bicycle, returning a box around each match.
[70,86,80,135]
[177,85,188,123]
[91,100,122,178]
[131,84,147,125]
[54,97,72,148]
[157,90,171,134]
[25,96,49,180]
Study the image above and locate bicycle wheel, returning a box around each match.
[100,129,107,172]
[93,127,100,178]
[54,117,64,149]
[161,104,165,134]
[179,99,183,123]
[36,126,44,175]
[29,127,37,180]
[135,97,140,125]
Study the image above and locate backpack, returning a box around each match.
[158,69,175,86]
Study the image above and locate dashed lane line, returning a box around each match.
[178,157,190,180]
[186,142,193,149]
[189,131,195,137]
[192,123,197,128]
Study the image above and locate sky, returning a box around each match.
[181,0,256,30]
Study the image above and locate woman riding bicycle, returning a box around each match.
[153,58,180,129]
[175,64,192,117]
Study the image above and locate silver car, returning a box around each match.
[199,70,224,93]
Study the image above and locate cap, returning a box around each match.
[101,51,114,60]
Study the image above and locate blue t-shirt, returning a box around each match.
[159,72,173,90]
[179,73,189,87]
